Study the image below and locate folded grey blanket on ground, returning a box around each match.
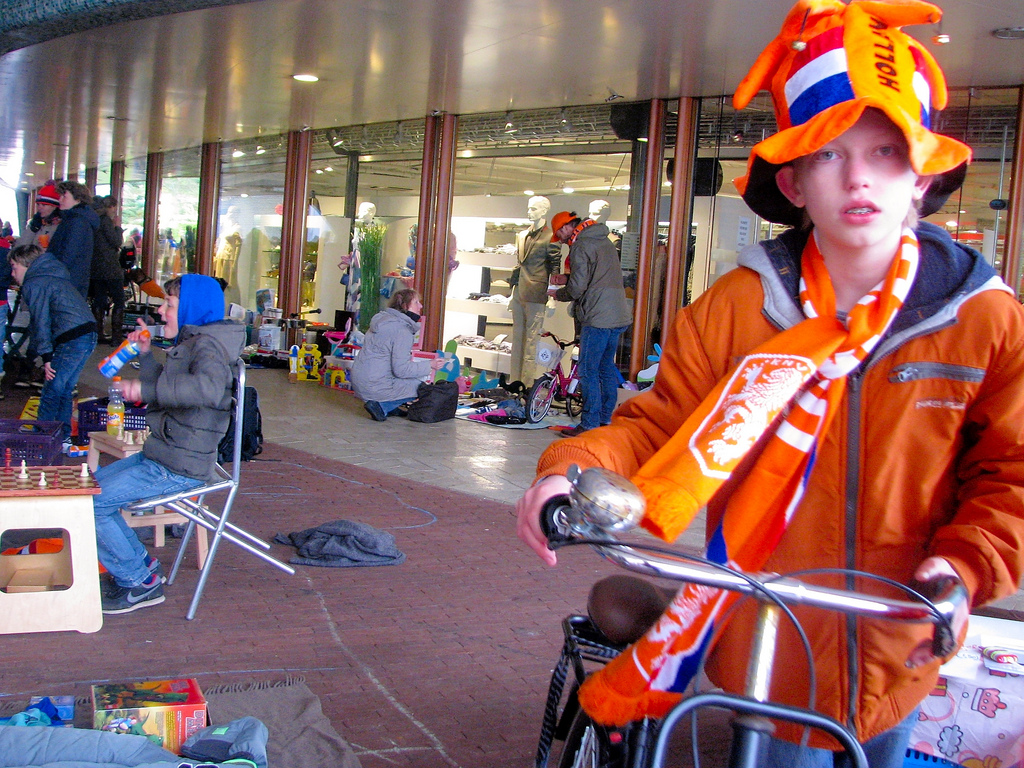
[274,520,406,567]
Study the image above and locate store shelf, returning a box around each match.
[456,344,510,375]
[456,250,517,269]
[446,298,512,321]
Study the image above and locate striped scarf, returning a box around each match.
[577,228,919,725]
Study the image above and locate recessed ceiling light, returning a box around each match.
[523,189,535,195]
[293,73,319,83]
[324,166,333,172]
[255,146,265,155]
[232,150,245,158]
[992,27,1024,40]
[315,169,323,174]
[562,187,575,194]
[25,172,34,177]
[34,160,45,165]
[240,193,249,198]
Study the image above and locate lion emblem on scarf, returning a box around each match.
[690,354,813,477]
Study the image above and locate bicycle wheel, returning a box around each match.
[556,707,626,768]
[527,374,557,423]
[565,390,584,419]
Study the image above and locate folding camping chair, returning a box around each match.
[123,358,295,619]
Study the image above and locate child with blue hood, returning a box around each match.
[94,274,246,615]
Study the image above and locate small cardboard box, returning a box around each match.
[92,679,206,753]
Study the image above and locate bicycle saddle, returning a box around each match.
[588,574,676,645]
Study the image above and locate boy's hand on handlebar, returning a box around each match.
[516,475,572,567]
[905,557,969,669]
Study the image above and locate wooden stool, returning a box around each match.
[0,467,102,634]
[87,431,209,569]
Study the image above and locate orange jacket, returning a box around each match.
[537,225,1024,745]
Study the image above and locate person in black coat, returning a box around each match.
[48,180,99,298]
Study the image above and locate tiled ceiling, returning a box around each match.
[0,0,1022,198]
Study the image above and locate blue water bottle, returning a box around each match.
[98,330,151,378]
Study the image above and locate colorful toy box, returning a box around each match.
[92,678,207,753]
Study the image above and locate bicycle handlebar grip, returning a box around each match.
[540,495,573,546]
[911,575,969,658]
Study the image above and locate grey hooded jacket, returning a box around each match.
[350,308,432,403]
[139,320,246,481]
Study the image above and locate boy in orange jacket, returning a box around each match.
[517,1,1024,764]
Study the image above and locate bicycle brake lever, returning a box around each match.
[540,494,574,546]
[909,575,969,658]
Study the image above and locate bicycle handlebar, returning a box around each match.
[540,493,966,656]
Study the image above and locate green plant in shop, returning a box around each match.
[357,220,386,332]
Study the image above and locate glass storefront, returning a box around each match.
[154,147,201,285]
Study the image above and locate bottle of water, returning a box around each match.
[98,330,151,378]
[107,377,125,437]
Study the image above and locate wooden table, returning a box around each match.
[0,465,103,634]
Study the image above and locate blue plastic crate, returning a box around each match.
[0,419,63,466]
[904,749,964,768]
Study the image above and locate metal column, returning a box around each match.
[663,98,699,330]
[141,152,163,276]
[1002,86,1024,297]
[421,113,457,353]
[629,99,667,381]
[279,129,313,318]
[195,142,222,277]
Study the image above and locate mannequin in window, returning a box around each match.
[588,199,610,224]
[341,201,377,325]
[510,196,561,385]
[214,206,242,283]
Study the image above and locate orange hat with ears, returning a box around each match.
[733,0,971,226]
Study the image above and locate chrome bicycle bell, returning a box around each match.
[566,464,646,534]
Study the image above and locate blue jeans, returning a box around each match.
[94,452,203,587]
[0,301,7,375]
[760,707,919,768]
[38,332,97,439]
[578,325,626,431]
[376,397,413,416]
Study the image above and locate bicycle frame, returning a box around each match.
[537,473,966,768]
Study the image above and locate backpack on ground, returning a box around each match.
[407,380,459,423]
[218,385,263,463]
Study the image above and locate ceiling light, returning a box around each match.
[324,166,333,172]
[504,112,517,134]
[25,172,34,177]
[293,73,319,82]
[992,27,1024,40]
[562,187,575,194]
[945,220,958,228]
[523,189,535,196]
[315,169,323,174]
[34,160,45,165]
[932,33,950,44]
[240,193,249,198]
[232,149,245,158]
[255,146,265,155]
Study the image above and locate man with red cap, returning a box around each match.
[548,210,630,437]
[15,181,62,250]
[518,1,1024,765]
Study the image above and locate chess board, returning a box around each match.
[0,464,99,497]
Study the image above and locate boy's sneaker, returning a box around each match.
[102,575,165,614]
[144,554,167,584]
[363,401,387,421]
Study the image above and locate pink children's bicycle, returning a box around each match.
[526,332,583,423]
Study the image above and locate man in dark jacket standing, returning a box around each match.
[49,180,99,297]
[550,211,631,436]
[9,244,97,443]
[91,196,126,344]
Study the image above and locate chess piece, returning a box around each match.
[18,461,28,480]
[80,463,91,485]
[38,471,47,488]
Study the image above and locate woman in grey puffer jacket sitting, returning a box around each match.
[350,289,444,421]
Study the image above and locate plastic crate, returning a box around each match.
[78,398,148,434]
[0,419,64,465]
[903,750,963,768]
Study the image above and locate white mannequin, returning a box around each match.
[511,195,556,384]
[589,199,611,224]
[527,195,550,229]
[356,201,377,227]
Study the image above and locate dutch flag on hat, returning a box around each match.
[784,26,855,126]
